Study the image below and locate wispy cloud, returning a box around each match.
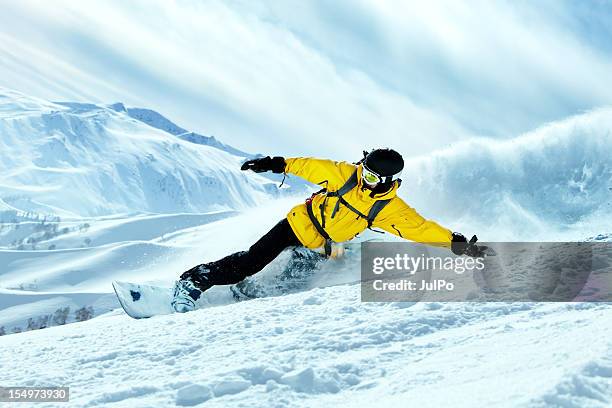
[1,0,611,159]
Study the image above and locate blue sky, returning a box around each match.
[1,0,611,159]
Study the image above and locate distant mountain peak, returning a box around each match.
[125,107,187,136]
[50,100,252,158]
[108,102,127,113]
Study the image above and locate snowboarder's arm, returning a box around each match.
[284,157,352,187]
[373,199,485,256]
[241,156,351,187]
[373,199,453,248]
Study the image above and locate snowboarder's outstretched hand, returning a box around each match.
[241,156,286,173]
[451,233,488,257]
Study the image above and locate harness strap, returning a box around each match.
[306,200,333,257]
[337,196,367,220]
[366,199,391,228]
[328,170,358,219]
[327,171,359,198]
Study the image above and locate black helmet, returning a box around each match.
[362,148,404,185]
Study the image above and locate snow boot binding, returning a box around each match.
[172,265,213,313]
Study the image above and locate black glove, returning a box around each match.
[451,232,487,257]
[240,156,286,173]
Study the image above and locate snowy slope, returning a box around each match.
[1,287,611,407]
[0,197,303,332]
[0,87,296,218]
[0,199,299,293]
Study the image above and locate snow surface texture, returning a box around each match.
[1,89,612,406]
[1,288,611,407]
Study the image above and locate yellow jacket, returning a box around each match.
[285,157,453,249]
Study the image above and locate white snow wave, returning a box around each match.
[400,107,612,241]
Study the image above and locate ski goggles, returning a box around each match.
[361,164,402,186]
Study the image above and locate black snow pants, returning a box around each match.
[180,218,302,287]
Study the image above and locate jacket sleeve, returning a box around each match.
[284,157,350,188]
[372,198,453,247]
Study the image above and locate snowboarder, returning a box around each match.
[171,148,486,312]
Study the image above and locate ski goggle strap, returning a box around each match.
[362,164,402,185]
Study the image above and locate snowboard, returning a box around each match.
[112,279,258,319]
[112,243,363,319]
[112,249,325,319]
[112,281,175,319]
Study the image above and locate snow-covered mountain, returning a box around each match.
[0,88,299,219]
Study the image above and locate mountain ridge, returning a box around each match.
[0,88,305,218]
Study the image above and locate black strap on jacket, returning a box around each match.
[305,169,392,256]
[306,200,333,256]
[366,199,392,228]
